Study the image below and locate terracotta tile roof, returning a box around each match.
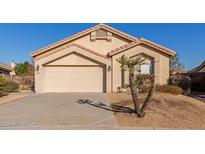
[108,38,176,56]
[188,60,205,73]
[0,63,12,71]
[35,43,108,60]
[108,40,140,56]
[31,23,137,57]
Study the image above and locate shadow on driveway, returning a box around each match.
[76,99,134,114]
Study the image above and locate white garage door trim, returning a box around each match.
[43,66,106,93]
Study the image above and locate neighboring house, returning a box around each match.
[31,24,175,93]
[189,60,205,73]
[188,60,205,91]
[0,62,16,78]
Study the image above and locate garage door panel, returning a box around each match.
[44,66,104,92]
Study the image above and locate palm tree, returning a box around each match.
[117,55,155,117]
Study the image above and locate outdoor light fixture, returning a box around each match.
[36,65,40,72]
[107,65,111,72]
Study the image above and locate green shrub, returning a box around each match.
[155,84,183,95]
[139,84,151,93]
[136,74,152,86]
[0,76,8,86]
[0,76,8,96]
[20,85,30,91]
[0,77,20,95]
[169,75,191,95]
[0,86,4,96]
[135,74,153,93]
[3,81,19,93]
[178,77,191,95]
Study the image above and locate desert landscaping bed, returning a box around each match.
[109,92,205,129]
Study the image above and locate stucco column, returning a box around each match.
[34,62,42,93]
[153,57,160,84]
[106,66,111,93]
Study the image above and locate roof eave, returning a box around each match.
[34,43,109,61]
[109,44,176,57]
[0,64,12,71]
[139,38,176,56]
[31,23,138,57]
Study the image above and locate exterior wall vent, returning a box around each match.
[90,29,112,42]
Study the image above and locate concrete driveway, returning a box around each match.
[0,93,118,129]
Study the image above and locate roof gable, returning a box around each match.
[44,52,101,66]
[38,43,110,67]
[31,24,137,57]
[108,38,176,57]
[35,43,107,61]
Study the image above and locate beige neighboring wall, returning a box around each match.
[111,44,170,92]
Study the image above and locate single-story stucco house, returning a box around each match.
[0,62,16,79]
[31,24,175,93]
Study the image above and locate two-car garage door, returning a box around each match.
[44,66,105,92]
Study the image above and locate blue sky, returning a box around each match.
[0,23,204,70]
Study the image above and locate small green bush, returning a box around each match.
[20,85,30,91]
[169,75,191,95]
[135,74,153,93]
[0,86,4,96]
[0,76,8,96]
[178,77,191,95]
[139,84,151,93]
[0,76,8,86]
[3,80,19,93]
[136,74,152,86]
[155,84,183,95]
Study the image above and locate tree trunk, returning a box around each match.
[129,70,141,115]
[138,82,155,118]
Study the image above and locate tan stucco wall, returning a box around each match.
[34,45,111,93]
[34,30,171,93]
[47,53,99,66]
[111,44,170,92]
[159,52,170,84]
[73,33,131,55]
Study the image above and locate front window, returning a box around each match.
[140,64,152,75]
